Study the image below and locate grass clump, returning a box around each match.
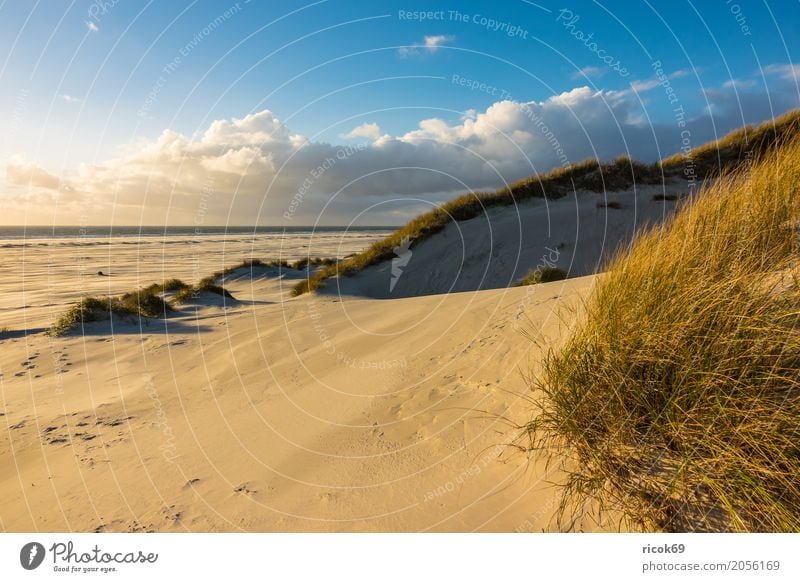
[143,278,190,295]
[661,109,800,180]
[173,278,234,304]
[50,290,172,336]
[293,257,337,270]
[525,133,800,532]
[516,267,568,286]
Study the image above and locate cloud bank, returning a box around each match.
[3,65,798,225]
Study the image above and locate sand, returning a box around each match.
[0,185,686,532]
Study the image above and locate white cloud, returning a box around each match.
[629,69,693,94]
[60,94,82,103]
[4,65,798,225]
[722,78,757,90]
[764,63,800,81]
[398,34,454,57]
[341,122,382,140]
[86,21,99,32]
[571,66,605,80]
[424,35,453,51]
[6,158,61,190]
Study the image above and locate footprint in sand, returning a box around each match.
[233,483,257,496]
[160,505,183,525]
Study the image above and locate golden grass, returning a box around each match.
[660,109,800,179]
[49,291,172,336]
[525,132,800,532]
[515,266,568,286]
[292,156,663,296]
[49,275,235,334]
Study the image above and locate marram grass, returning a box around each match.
[525,132,800,532]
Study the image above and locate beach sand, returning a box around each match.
[0,186,685,532]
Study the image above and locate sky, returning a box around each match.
[0,0,798,226]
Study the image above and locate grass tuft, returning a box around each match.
[524,130,800,532]
[49,290,172,336]
[173,278,234,304]
[293,257,338,270]
[516,267,568,286]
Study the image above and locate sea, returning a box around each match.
[0,226,395,329]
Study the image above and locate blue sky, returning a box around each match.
[1,0,798,225]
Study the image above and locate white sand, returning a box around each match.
[0,184,686,532]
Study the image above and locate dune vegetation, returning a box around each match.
[292,110,800,297]
[525,127,800,532]
[46,255,343,334]
[515,266,568,286]
[49,289,173,336]
[49,277,235,335]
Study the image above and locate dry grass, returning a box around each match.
[524,133,800,532]
[660,109,800,179]
[49,273,236,333]
[143,278,190,295]
[293,257,338,270]
[515,266,568,286]
[292,156,662,296]
[173,279,234,304]
[49,290,172,336]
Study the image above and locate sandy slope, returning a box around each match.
[0,183,687,532]
[332,183,687,298]
[0,266,607,532]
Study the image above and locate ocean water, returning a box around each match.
[0,225,393,244]
[0,226,394,329]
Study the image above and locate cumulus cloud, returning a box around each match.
[341,122,382,140]
[86,21,99,32]
[4,64,798,225]
[6,159,61,190]
[424,35,453,51]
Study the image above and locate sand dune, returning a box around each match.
[0,265,608,531]
[329,183,686,298]
[0,182,690,532]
